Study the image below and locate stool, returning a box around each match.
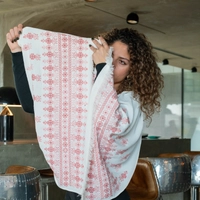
[184,151,200,200]
[0,165,40,199]
[150,155,191,195]
[160,151,200,200]
[191,155,200,200]
[38,168,55,200]
[126,158,159,200]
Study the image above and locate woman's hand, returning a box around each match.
[6,24,23,53]
[89,36,109,65]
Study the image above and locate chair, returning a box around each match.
[127,155,191,200]
[0,165,40,199]
[126,158,159,200]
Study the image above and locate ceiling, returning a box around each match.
[1,0,200,71]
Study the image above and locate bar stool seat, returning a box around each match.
[0,165,40,199]
[127,155,191,200]
[126,158,159,200]
[184,151,200,159]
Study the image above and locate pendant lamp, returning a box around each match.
[126,12,139,24]
[0,87,21,142]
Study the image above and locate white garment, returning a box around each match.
[18,27,143,200]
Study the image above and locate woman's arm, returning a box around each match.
[95,63,106,80]
[7,24,33,113]
[12,52,34,113]
[7,25,106,114]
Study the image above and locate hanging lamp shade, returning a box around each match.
[191,67,197,73]
[126,12,139,24]
[0,87,20,105]
[0,87,21,142]
[162,59,169,65]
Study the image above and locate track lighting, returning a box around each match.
[162,59,169,65]
[126,12,139,24]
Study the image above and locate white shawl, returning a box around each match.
[18,27,143,200]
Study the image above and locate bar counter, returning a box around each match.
[140,138,190,157]
[0,138,191,200]
[0,139,49,173]
[0,138,190,173]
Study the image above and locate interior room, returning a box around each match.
[0,0,200,199]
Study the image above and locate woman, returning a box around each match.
[6,24,163,200]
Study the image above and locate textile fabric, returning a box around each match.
[18,27,143,200]
[65,190,130,200]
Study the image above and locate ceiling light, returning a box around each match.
[162,59,169,65]
[85,0,96,2]
[126,12,139,25]
[191,67,197,73]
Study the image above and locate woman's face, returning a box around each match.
[111,41,131,91]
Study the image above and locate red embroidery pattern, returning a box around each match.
[30,53,40,60]
[23,32,38,40]
[33,95,41,102]
[23,44,31,51]
[32,74,41,81]
[22,27,141,200]
[31,31,91,189]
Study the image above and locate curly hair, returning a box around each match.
[101,28,164,122]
